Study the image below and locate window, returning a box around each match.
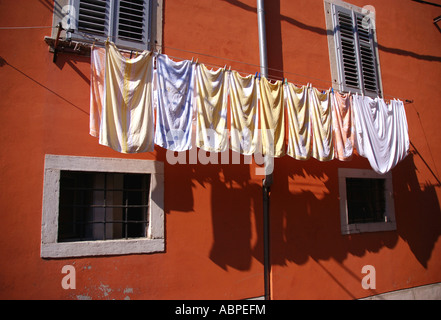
[41,155,164,258]
[58,171,150,242]
[51,0,163,51]
[324,1,382,97]
[338,168,396,234]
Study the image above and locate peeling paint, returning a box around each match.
[99,283,112,297]
[124,287,133,294]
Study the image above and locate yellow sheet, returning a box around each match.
[195,63,229,152]
[309,87,334,161]
[259,77,285,157]
[100,41,154,153]
[285,83,311,160]
[229,71,259,155]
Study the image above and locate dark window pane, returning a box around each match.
[346,178,386,224]
[58,171,150,242]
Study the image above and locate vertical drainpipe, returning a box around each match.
[257,0,273,301]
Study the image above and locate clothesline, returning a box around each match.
[85,38,412,104]
[90,41,410,175]
[0,26,56,29]
[165,51,413,106]
[154,43,414,104]
[166,53,320,93]
[0,24,417,103]
[156,43,334,86]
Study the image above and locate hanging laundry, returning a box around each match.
[195,63,229,152]
[99,41,155,153]
[90,46,106,138]
[229,71,259,155]
[389,99,410,167]
[259,77,285,157]
[90,46,131,138]
[352,95,409,174]
[154,54,195,151]
[285,83,311,160]
[331,90,354,161]
[309,87,334,161]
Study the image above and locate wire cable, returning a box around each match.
[0,26,413,102]
[0,26,56,29]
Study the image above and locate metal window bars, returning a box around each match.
[58,171,150,242]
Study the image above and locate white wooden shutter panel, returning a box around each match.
[77,0,109,37]
[334,6,360,92]
[354,13,380,96]
[333,5,380,96]
[71,0,151,51]
[115,0,151,50]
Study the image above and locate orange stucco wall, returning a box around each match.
[0,0,440,300]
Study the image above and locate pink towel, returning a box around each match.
[331,91,354,161]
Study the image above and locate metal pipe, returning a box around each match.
[262,183,271,300]
[257,0,268,78]
[257,0,272,301]
[257,0,273,188]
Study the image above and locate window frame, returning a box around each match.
[324,0,383,97]
[41,154,165,258]
[338,168,396,235]
[57,171,151,242]
[68,0,151,51]
[50,0,163,52]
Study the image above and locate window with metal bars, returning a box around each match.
[58,171,150,242]
[338,168,396,235]
[346,177,386,224]
[41,155,164,258]
[331,4,381,97]
[70,0,152,51]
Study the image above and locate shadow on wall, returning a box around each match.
[156,0,441,274]
[269,152,441,269]
[162,142,441,275]
[160,149,264,271]
[208,158,262,271]
[269,156,401,267]
[393,152,441,268]
[222,0,441,67]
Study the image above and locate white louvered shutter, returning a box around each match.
[332,5,380,96]
[354,12,380,96]
[76,0,109,37]
[114,0,150,49]
[70,0,151,51]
